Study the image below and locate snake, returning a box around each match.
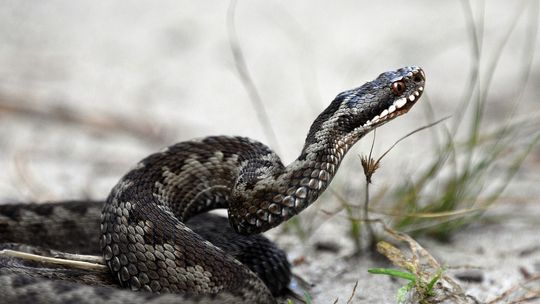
[0,66,425,303]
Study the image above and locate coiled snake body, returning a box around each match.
[0,66,425,303]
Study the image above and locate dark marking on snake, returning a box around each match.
[0,66,425,303]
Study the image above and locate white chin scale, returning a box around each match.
[362,86,423,127]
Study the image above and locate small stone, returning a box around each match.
[314,241,341,253]
[454,270,484,283]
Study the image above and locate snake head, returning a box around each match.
[341,66,425,134]
[303,66,425,148]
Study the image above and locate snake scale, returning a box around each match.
[0,66,425,303]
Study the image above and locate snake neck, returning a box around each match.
[229,111,367,235]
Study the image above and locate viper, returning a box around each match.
[0,66,425,303]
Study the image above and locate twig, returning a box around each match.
[50,251,105,264]
[369,206,487,218]
[227,0,281,154]
[346,280,359,304]
[371,220,471,303]
[0,249,107,272]
[363,130,377,249]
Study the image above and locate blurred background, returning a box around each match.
[0,0,539,302]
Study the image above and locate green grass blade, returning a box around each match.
[368,268,416,282]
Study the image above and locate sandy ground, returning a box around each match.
[1,1,539,303]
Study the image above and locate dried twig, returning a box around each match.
[370,220,474,303]
[346,280,359,304]
[0,249,107,272]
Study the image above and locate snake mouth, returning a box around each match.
[362,85,424,128]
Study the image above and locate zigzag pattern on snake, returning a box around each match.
[0,66,425,303]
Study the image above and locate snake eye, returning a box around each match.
[391,81,406,95]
